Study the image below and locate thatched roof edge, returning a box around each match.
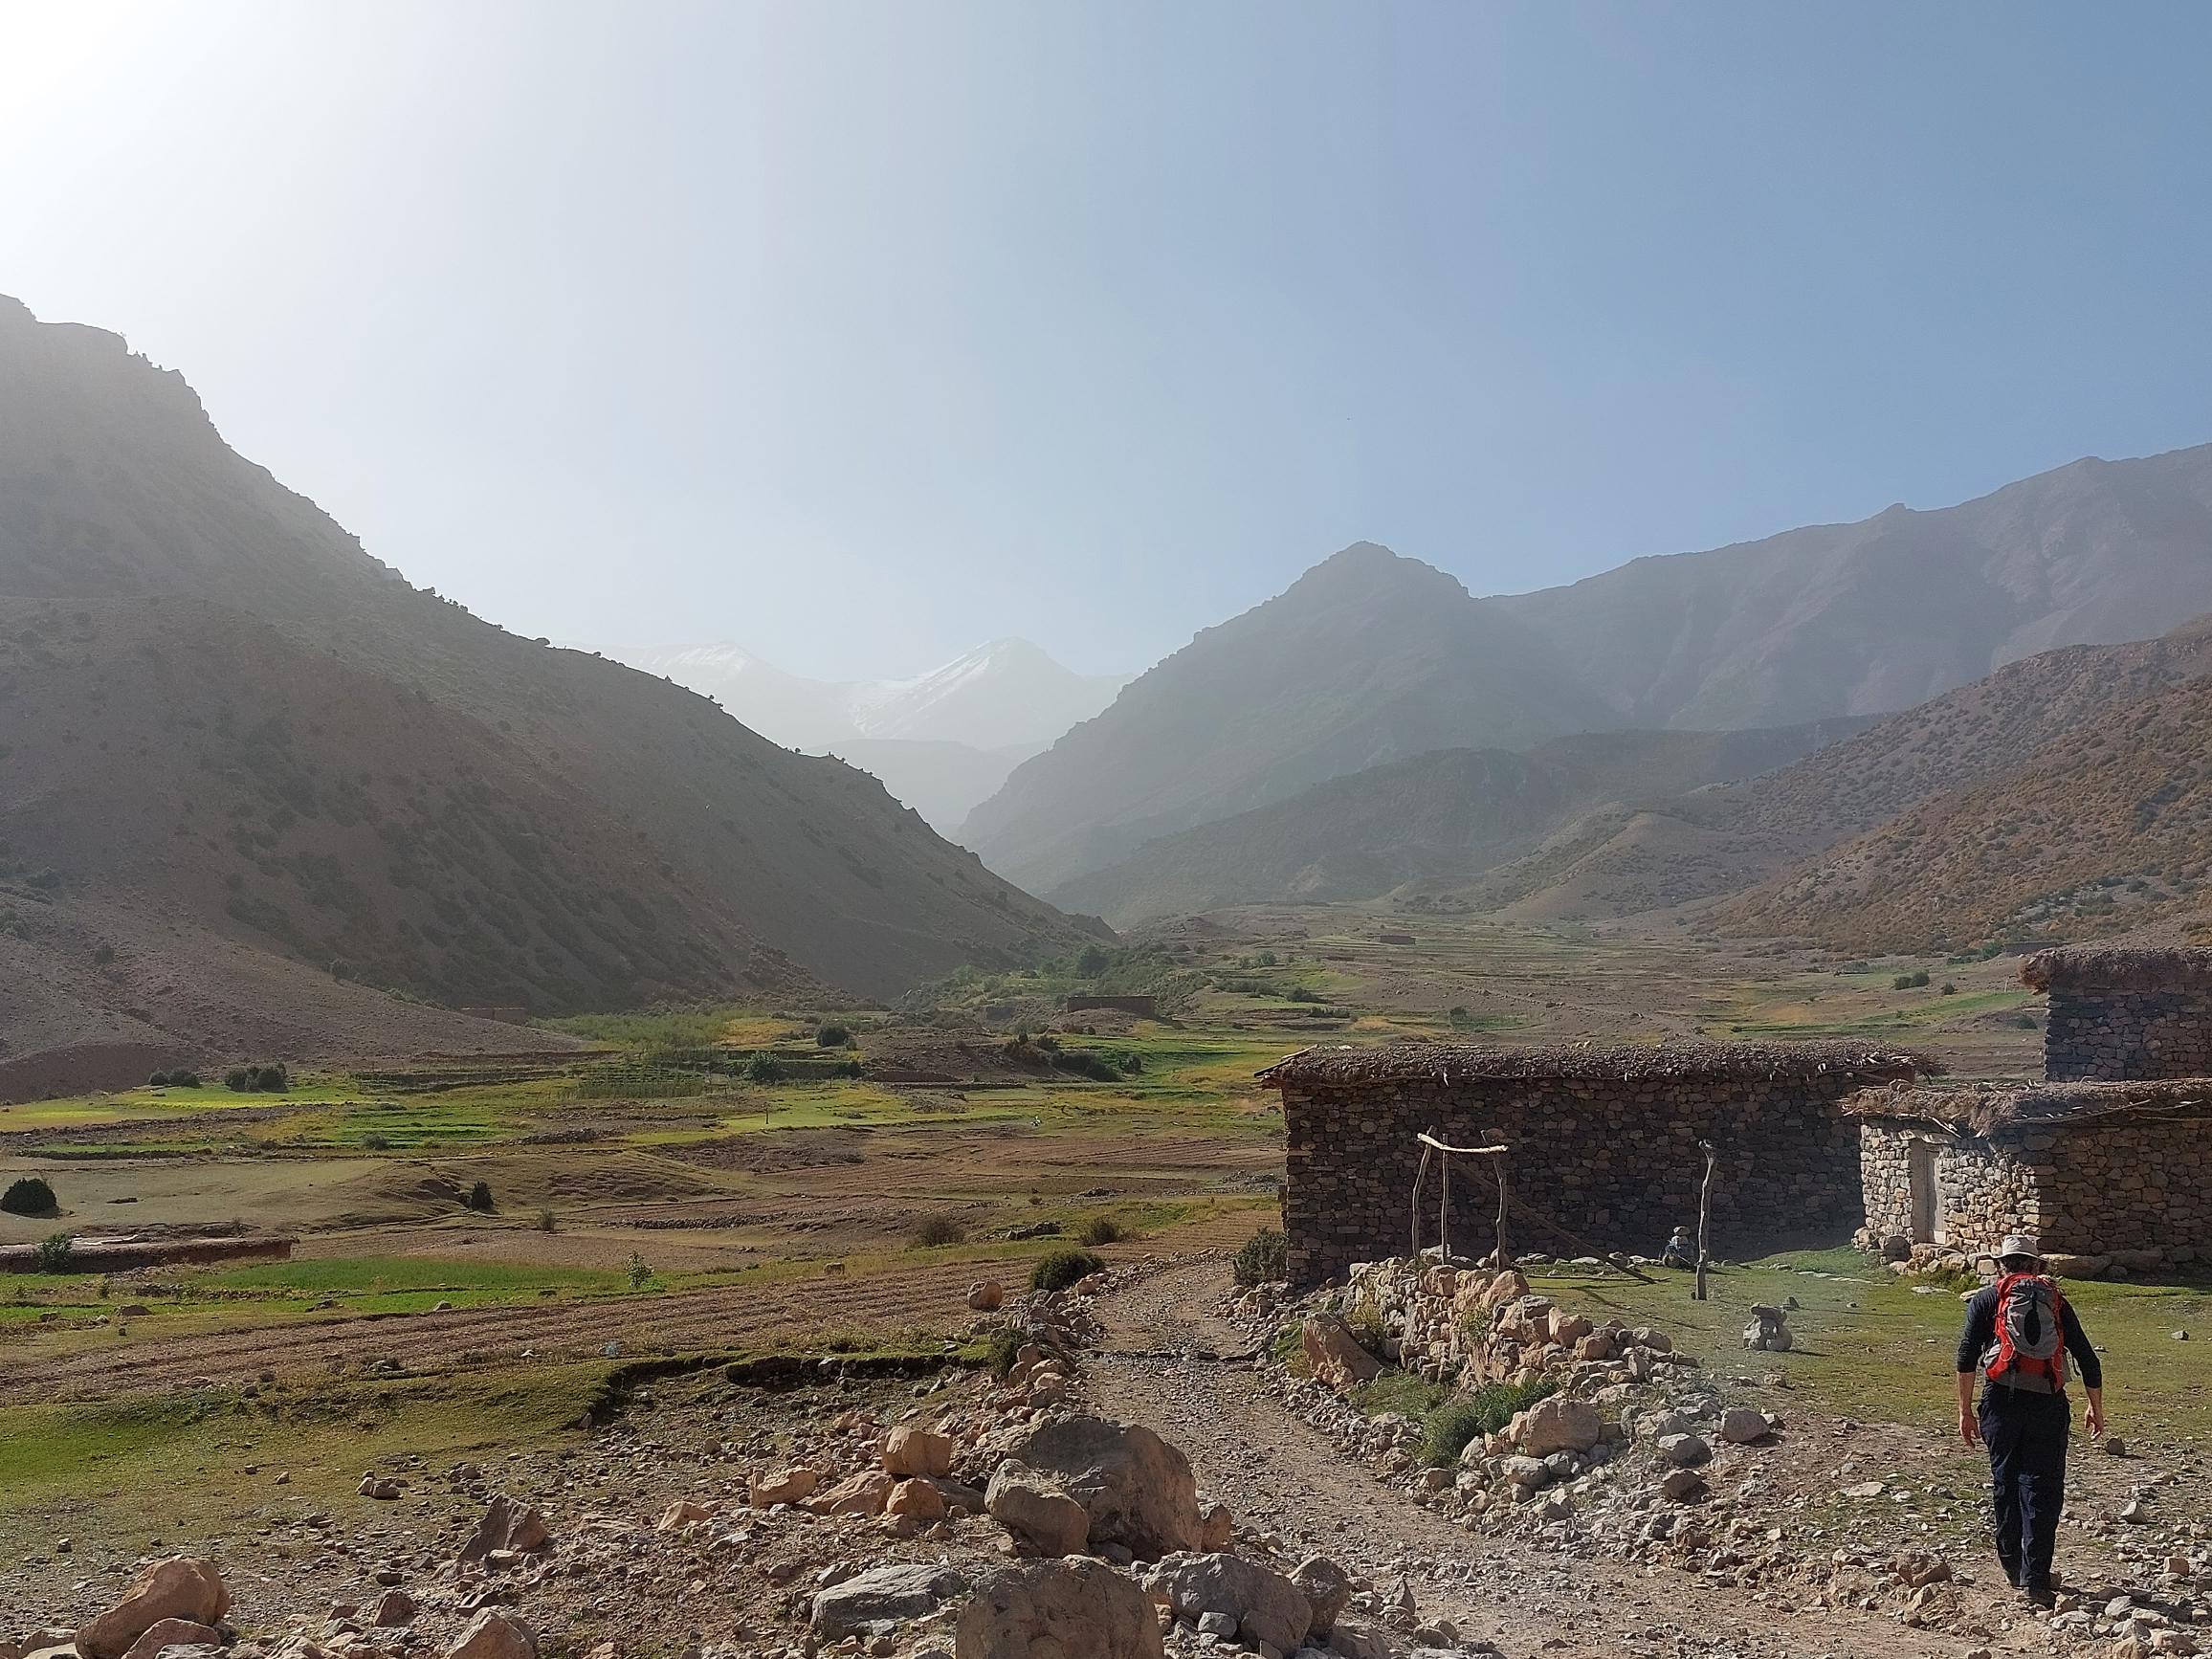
[1259,1039,1934,1089]
[2021,945,2212,995]
[1847,1076,2212,1136]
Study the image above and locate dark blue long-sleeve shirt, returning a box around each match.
[1957,1284,2102,1389]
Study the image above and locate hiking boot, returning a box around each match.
[2024,1583,2056,1610]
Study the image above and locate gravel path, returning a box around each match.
[1083,1253,1971,1659]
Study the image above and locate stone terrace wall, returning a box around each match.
[1281,1073,1869,1287]
[2034,1117,2212,1255]
[1858,1122,2039,1252]
[2045,986,2212,1081]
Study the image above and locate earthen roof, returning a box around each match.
[2020,945,2212,995]
[1847,1076,2212,1136]
[1258,1039,1930,1089]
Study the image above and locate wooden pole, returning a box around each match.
[1494,1153,1511,1272]
[1694,1139,1718,1301]
[1410,1139,1433,1259]
[1439,1148,1451,1261]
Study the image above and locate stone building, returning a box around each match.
[1853,944,2212,1272]
[1261,1040,1926,1287]
[1851,1079,2212,1271]
[2024,945,2212,1080]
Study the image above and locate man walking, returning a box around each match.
[1957,1233,2105,1607]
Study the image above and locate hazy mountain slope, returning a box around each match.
[960,543,1616,892]
[823,738,1041,835]
[0,296,1090,1061]
[623,638,1127,750]
[1495,444,2212,729]
[1464,619,2212,923]
[1050,719,1868,927]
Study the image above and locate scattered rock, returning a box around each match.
[749,1465,821,1506]
[1013,1415,1204,1559]
[458,1493,551,1561]
[1511,1395,1602,1456]
[1142,1551,1313,1654]
[814,1562,970,1641]
[119,1622,223,1659]
[985,1462,1092,1557]
[75,1558,230,1659]
[955,1558,1162,1659]
[1300,1313,1382,1393]
[445,1608,536,1659]
[883,1424,956,1478]
[1656,1432,1712,1468]
[1718,1406,1775,1445]
[967,1280,1006,1312]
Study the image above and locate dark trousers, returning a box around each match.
[1980,1385,2069,1590]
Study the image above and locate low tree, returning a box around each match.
[1,1176,57,1217]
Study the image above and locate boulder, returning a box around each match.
[1197,1500,1234,1553]
[809,1469,894,1517]
[445,1610,537,1659]
[1013,1416,1204,1559]
[955,1559,1161,1659]
[1660,1467,1709,1501]
[886,1477,947,1521]
[884,1424,956,1478]
[1719,1407,1774,1445]
[1545,1309,1593,1345]
[814,1563,970,1641]
[1657,1432,1712,1468]
[75,1559,230,1659]
[1512,1396,1603,1457]
[119,1625,223,1659]
[458,1494,550,1561]
[749,1465,820,1506]
[1300,1313,1382,1393]
[986,1462,1092,1557]
[654,1498,713,1532]
[967,1279,1006,1312]
[371,1590,418,1628]
[1142,1553,1312,1654]
[1291,1556,1353,1635]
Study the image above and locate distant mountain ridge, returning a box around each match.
[0,295,1093,1083]
[961,543,1616,892]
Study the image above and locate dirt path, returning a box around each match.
[1084,1254,1984,1659]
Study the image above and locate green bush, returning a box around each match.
[2,1176,57,1217]
[31,1232,76,1273]
[463,1180,495,1212]
[1891,970,1932,990]
[985,1325,1026,1379]
[745,1053,789,1084]
[1418,1376,1559,1467]
[1053,1048,1122,1082]
[255,1063,290,1092]
[911,1214,966,1248]
[1232,1227,1288,1286]
[1029,1249,1106,1293]
[815,1024,852,1048]
[225,1066,254,1091]
[1074,1213,1124,1247]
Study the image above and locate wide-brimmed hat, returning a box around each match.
[1997,1233,2043,1263]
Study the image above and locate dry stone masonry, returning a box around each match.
[1262,1042,1924,1287]
[2027,946,2212,1081]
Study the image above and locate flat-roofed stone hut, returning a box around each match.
[2025,945,2212,1081]
[1853,944,2212,1272]
[1850,1079,2212,1271]
[1261,1040,1927,1287]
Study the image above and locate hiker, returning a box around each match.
[1956,1233,2104,1607]
[1661,1227,1695,1269]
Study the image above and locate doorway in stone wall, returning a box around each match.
[1908,1141,1941,1243]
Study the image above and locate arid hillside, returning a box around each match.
[1048,719,1869,928]
[0,297,1094,1076]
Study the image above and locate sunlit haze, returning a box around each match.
[5,1,2211,678]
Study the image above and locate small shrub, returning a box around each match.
[1074,1213,1124,1247]
[745,1053,788,1084]
[362,1133,391,1151]
[149,1070,171,1087]
[1345,1303,1388,1355]
[626,1250,655,1290]
[1419,1376,1559,1467]
[1054,1048,1121,1082]
[1891,970,1932,990]
[1271,1322,1310,1378]
[463,1180,495,1212]
[536,1206,558,1233]
[911,1214,966,1248]
[1029,1248,1106,1293]
[985,1325,1025,1379]
[2,1176,58,1217]
[1232,1227,1288,1286]
[168,1070,201,1088]
[815,1024,852,1048]
[1939,981,1958,995]
[225,1066,254,1091]
[254,1063,290,1092]
[32,1232,76,1273]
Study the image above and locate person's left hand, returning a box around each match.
[2085,1399,2105,1439]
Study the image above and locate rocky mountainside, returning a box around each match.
[961,544,1616,893]
[1495,443,2212,730]
[1461,619,2212,929]
[1049,720,1868,928]
[0,296,1093,1077]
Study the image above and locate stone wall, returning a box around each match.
[1859,1117,2212,1259]
[1279,1073,1869,1287]
[2044,986,2212,1081]
[1857,1122,2039,1251]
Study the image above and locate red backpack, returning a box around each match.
[1983,1272,2068,1393]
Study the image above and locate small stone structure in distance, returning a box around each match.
[1852,946,2212,1275]
[1262,1040,1926,1288]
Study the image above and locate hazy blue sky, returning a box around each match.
[6,2,2211,679]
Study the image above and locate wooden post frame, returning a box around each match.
[1414,1131,1507,1266]
[1694,1139,1718,1301]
